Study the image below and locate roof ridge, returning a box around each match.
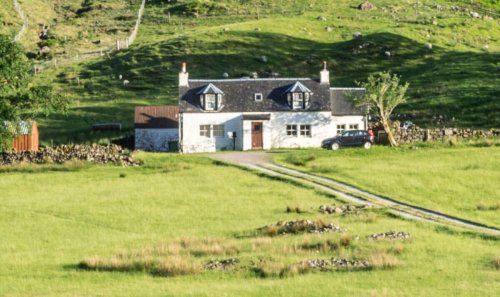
[189,78,318,82]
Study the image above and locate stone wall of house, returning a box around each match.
[371,121,498,144]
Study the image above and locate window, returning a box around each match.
[349,124,359,130]
[292,93,304,109]
[286,125,297,136]
[200,125,210,137]
[300,125,311,137]
[205,94,216,110]
[336,124,346,135]
[254,93,263,101]
[213,124,225,137]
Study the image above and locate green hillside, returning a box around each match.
[2,0,498,144]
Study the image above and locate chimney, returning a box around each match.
[320,61,329,85]
[179,62,189,87]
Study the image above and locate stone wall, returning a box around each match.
[0,144,139,166]
[371,121,498,144]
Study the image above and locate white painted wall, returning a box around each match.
[331,115,366,133]
[181,113,243,153]
[180,112,366,153]
[268,112,334,148]
[135,129,179,151]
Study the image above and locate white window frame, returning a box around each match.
[213,124,225,138]
[200,125,211,138]
[336,124,346,135]
[300,125,311,137]
[254,93,263,101]
[349,123,359,130]
[205,94,216,111]
[292,93,304,109]
[286,124,298,136]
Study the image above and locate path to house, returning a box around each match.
[208,151,500,235]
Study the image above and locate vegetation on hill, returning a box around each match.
[0,0,498,143]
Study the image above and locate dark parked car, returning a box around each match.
[321,130,373,150]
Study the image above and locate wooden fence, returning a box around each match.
[12,122,39,151]
[116,0,146,50]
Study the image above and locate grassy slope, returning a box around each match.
[27,0,500,144]
[0,0,22,38]
[273,141,500,228]
[0,0,136,53]
[0,153,498,296]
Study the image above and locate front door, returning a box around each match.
[251,122,263,149]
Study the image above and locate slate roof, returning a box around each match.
[330,88,368,115]
[179,78,331,113]
[135,106,179,129]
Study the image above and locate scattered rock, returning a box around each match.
[302,258,370,270]
[325,26,333,32]
[222,72,229,78]
[262,219,343,235]
[319,204,371,215]
[384,51,392,57]
[353,32,362,39]
[204,258,238,270]
[470,11,480,18]
[317,16,327,21]
[223,27,230,32]
[424,43,433,50]
[358,1,376,11]
[367,231,410,240]
[123,80,130,86]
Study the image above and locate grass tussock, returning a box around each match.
[284,154,316,166]
[369,252,399,270]
[251,237,272,252]
[252,260,310,278]
[476,202,500,211]
[492,256,500,270]
[152,257,202,277]
[286,205,305,214]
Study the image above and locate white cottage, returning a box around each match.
[177,62,367,153]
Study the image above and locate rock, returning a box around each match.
[470,11,480,18]
[483,15,493,20]
[260,55,268,63]
[424,43,433,50]
[367,231,411,240]
[123,80,130,86]
[222,72,229,78]
[302,257,370,270]
[358,1,376,11]
[223,27,230,32]
[317,16,327,21]
[384,51,391,57]
[325,26,333,32]
[353,32,362,39]
[204,258,238,270]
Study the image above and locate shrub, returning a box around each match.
[284,154,316,166]
[119,173,126,178]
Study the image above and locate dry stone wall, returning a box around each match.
[0,144,139,166]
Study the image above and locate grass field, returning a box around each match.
[273,139,500,229]
[11,0,497,144]
[0,153,499,296]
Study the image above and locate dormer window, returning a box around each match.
[254,93,263,101]
[198,83,224,111]
[286,81,313,110]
